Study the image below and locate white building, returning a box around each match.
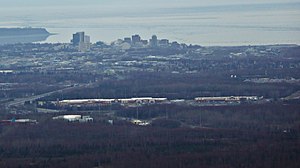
[195,96,259,102]
[131,119,150,126]
[58,97,168,106]
[53,115,93,122]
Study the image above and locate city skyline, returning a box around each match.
[0,0,299,46]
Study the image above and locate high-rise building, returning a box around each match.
[71,32,91,52]
[71,32,85,45]
[132,34,141,44]
[150,35,158,47]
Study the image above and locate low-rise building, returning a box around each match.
[130,119,150,126]
[0,118,38,124]
[195,96,259,103]
[57,97,168,106]
[53,115,93,122]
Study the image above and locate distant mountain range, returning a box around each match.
[0,28,51,37]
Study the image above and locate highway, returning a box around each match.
[4,83,92,107]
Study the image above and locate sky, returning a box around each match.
[1,0,300,8]
[1,0,299,18]
[0,0,299,20]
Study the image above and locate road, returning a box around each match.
[4,83,93,107]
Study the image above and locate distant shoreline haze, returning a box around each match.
[0,1,299,46]
[0,28,50,36]
[0,28,51,44]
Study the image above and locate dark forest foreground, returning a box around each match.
[0,102,299,168]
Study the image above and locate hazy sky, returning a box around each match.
[1,0,300,8]
[1,0,299,17]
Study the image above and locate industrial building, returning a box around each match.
[195,96,260,103]
[130,119,150,126]
[117,97,167,104]
[58,99,115,106]
[52,115,93,122]
[0,118,38,124]
[57,97,168,107]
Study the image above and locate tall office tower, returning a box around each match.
[71,32,91,52]
[150,35,158,47]
[71,32,85,45]
[132,34,141,44]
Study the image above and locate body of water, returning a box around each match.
[0,2,299,46]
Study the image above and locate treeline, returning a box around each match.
[0,117,299,168]
[0,72,97,84]
[116,103,300,131]
[43,71,300,100]
[0,72,98,99]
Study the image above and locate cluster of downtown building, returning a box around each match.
[2,31,296,81]
[71,32,184,52]
[120,34,181,48]
[0,31,203,78]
